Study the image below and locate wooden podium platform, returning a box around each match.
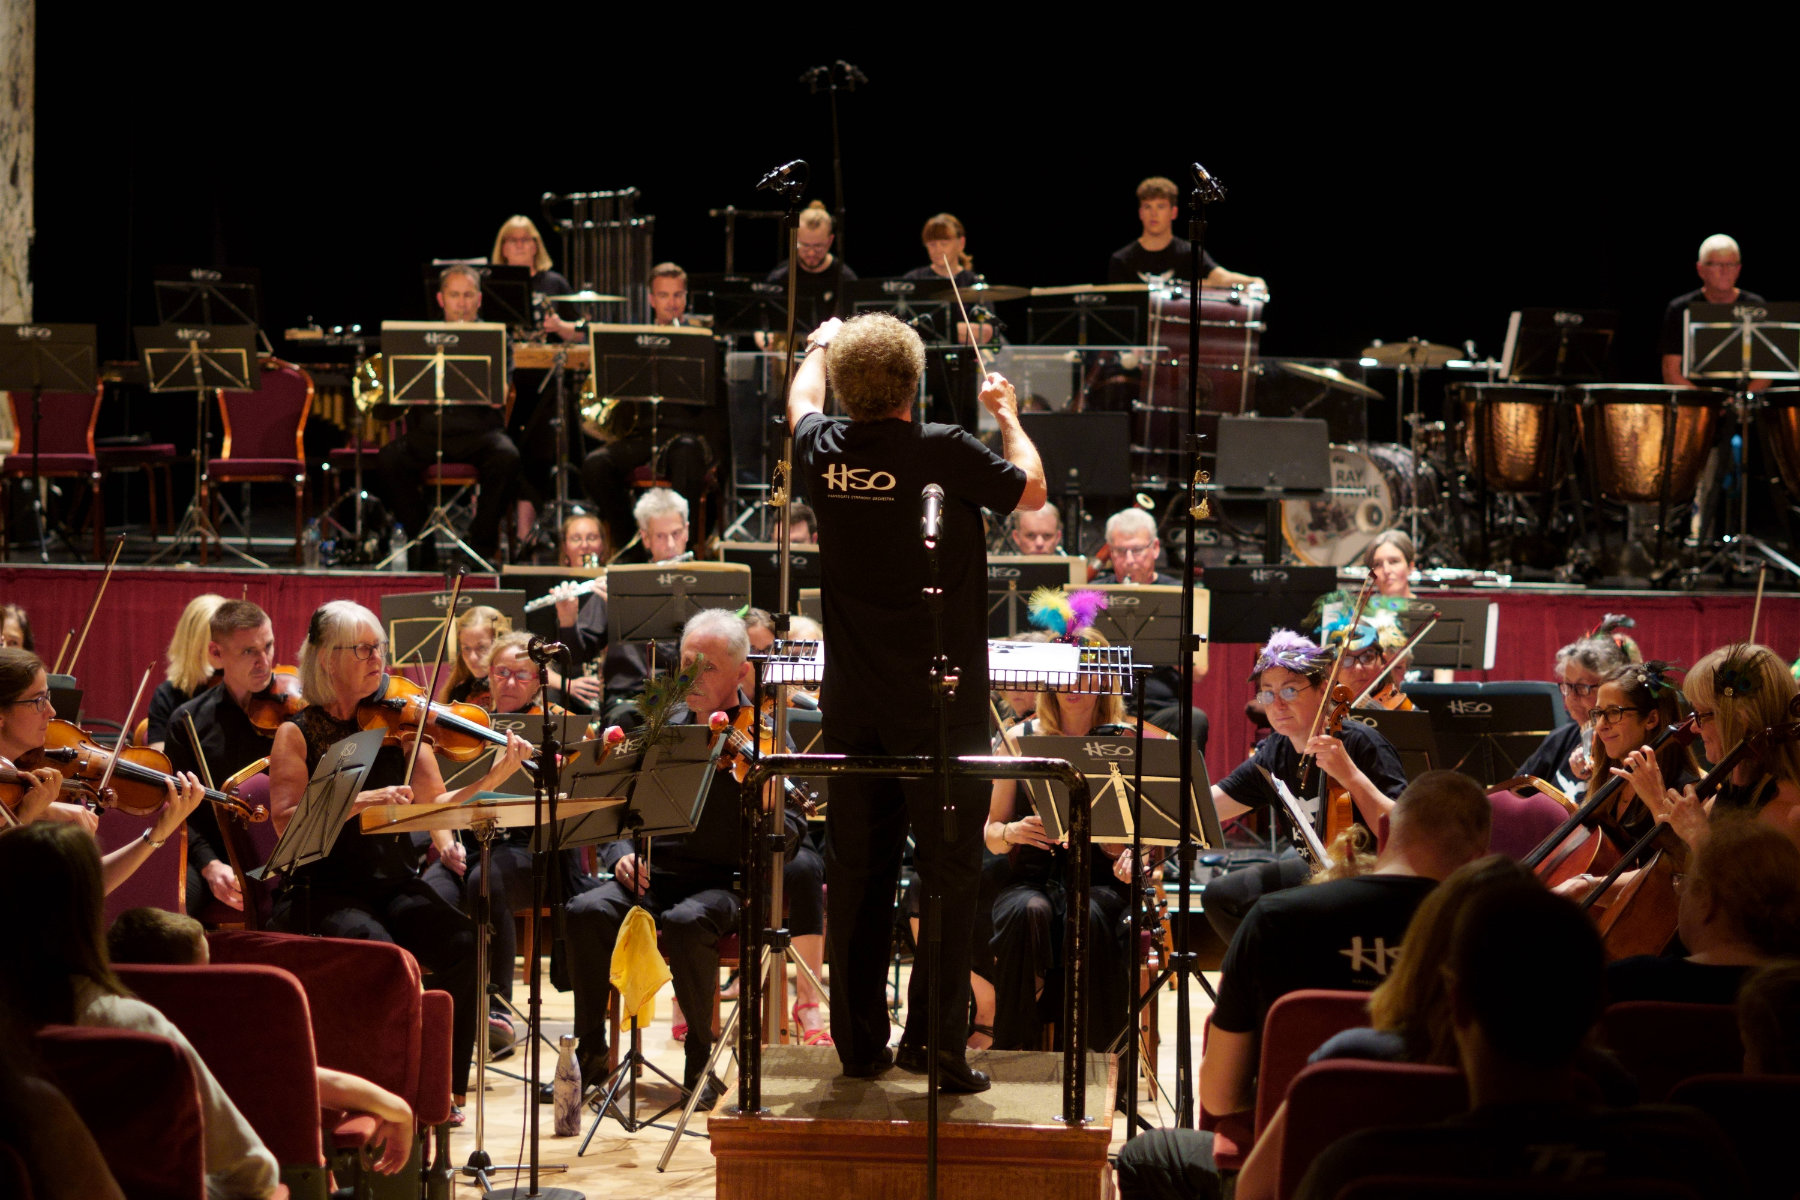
[708,1046,1113,1200]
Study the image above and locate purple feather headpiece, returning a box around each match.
[1253,628,1330,679]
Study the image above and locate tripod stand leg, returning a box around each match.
[656,961,754,1172]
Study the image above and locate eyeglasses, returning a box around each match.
[1345,649,1385,668]
[1558,681,1600,698]
[1111,541,1156,558]
[490,667,536,684]
[503,235,537,246]
[1693,709,1717,727]
[334,642,387,661]
[6,691,52,713]
[1591,705,1650,726]
[1255,683,1315,707]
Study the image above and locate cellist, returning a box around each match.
[1663,644,1800,854]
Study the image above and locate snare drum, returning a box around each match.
[1450,382,1568,492]
[1577,384,1725,505]
[1281,443,1434,567]
[1757,388,1800,503]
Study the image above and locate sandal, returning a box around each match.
[671,1021,688,1042]
[793,1001,834,1046]
[968,1023,994,1051]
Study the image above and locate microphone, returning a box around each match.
[921,483,944,549]
[755,160,808,192]
[526,636,569,665]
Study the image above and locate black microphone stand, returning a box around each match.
[799,61,864,319]
[920,486,957,1199]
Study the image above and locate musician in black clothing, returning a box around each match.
[1096,506,1209,753]
[766,202,857,328]
[165,600,279,920]
[789,311,1046,1092]
[376,264,521,568]
[1106,176,1265,290]
[492,215,583,541]
[596,488,687,729]
[900,212,995,346]
[1201,630,1409,944]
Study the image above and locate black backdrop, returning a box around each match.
[31,14,1797,388]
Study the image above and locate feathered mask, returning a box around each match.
[1315,592,1408,654]
[1028,587,1108,643]
[1254,628,1332,678]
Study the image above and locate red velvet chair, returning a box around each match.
[34,1024,207,1200]
[94,807,186,926]
[1486,784,1576,860]
[96,435,178,540]
[1254,989,1376,1140]
[116,962,332,1199]
[2,386,104,560]
[1668,1074,1797,1200]
[1597,1001,1742,1102]
[1276,1059,1467,1200]
[208,358,313,563]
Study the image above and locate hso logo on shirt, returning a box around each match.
[822,463,896,500]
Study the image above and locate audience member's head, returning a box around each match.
[1738,959,1800,1075]
[1681,816,1800,960]
[108,907,208,966]
[0,822,123,1027]
[1385,769,1493,879]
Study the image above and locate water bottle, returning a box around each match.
[302,519,322,569]
[553,1034,582,1135]
[388,523,407,573]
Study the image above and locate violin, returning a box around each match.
[244,666,307,736]
[356,672,539,772]
[33,719,268,822]
[0,757,111,823]
[716,706,818,817]
[1315,684,1357,842]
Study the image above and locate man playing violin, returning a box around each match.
[563,608,805,1108]
[165,600,283,918]
[268,600,533,1113]
[1200,630,1409,945]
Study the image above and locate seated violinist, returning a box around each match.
[165,600,287,919]
[1200,630,1409,945]
[267,600,533,1116]
[0,647,207,893]
[437,605,511,705]
[1312,598,1413,711]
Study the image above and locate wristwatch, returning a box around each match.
[140,829,166,850]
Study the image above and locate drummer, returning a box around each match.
[648,262,693,327]
[900,213,995,346]
[1365,530,1418,599]
[1106,176,1265,290]
[1660,234,1765,388]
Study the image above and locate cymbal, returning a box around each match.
[1278,360,1384,400]
[1361,339,1461,368]
[920,282,1030,304]
[547,291,626,304]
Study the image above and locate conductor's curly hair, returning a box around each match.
[827,313,926,421]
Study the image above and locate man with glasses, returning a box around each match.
[1097,505,1209,751]
[1200,630,1409,945]
[165,600,280,919]
[766,202,857,329]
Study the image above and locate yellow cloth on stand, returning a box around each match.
[610,905,671,1031]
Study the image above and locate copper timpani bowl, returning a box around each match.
[1576,384,1726,505]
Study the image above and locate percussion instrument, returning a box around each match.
[1450,382,1568,493]
[512,343,594,371]
[1279,360,1383,400]
[916,281,1030,305]
[545,291,627,304]
[1576,385,1725,505]
[1361,339,1460,368]
[1280,443,1433,567]
[1755,388,1800,504]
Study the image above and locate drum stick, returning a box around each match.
[1750,565,1767,644]
[942,257,988,378]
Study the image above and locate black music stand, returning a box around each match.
[717,542,821,613]
[689,276,788,336]
[1408,596,1497,670]
[260,730,384,930]
[1020,412,1132,553]
[1344,709,1440,779]
[1401,681,1563,781]
[985,554,1085,637]
[1018,734,1220,848]
[47,674,81,722]
[1026,284,1147,345]
[1087,584,1203,671]
[136,323,264,568]
[846,278,954,337]
[376,320,509,571]
[421,262,536,333]
[152,265,270,354]
[1500,308,1617,382]
[1210,416,1332,565]
[437,712,590,794]
[0,323,97,561]
[378,589,527,668]
[1204,565,1336,643]
[607,561,750,647]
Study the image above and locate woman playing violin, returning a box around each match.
[1661,644,1800,855]
[1201,630,1410,943]
[1328,611,1415,712]
[268,600,532,1112]
[0,648,209,894]
[437,604,510,706]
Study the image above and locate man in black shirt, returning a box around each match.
[376,264,521,567]
[789,311,1045,1090]
[165,600,279,919]
[1106,176,1265,289]
[1659,233,1765,387]
[562,609,804,1105]
[1200,769,1491,1119]
[1095,505,1210,752]
[767,202,857,329]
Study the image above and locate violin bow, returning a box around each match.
[405,570,467,790]
[942,256,989,378]
[95,667,154,806]
[1349,605,1439,709]
[61,535,126,677]
[1298,576,1375,787]
[1750,564,1767,645]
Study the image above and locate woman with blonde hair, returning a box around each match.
[436,604,511,704]
[1664,643,1800,854]
[146,593,226,750]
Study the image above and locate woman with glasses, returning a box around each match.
[436,604,512,705]
[1517,634,1633,802]
[268,600,532,1117]
[1200,630,1410,943]
[1663,643,1800,855]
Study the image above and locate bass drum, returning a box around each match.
[1281,443,1433,567]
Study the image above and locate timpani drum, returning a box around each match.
[1576,384,1726,505]
[1756,388,1800,504]
[1280,442,1433,566]
[1449,382,1568,493]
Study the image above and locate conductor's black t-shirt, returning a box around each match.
[1107,237,1220,285]
[1659,287,1767,359]
[795,412,1027,728]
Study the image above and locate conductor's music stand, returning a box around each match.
[152,265,271,355]
[0,323,97,561]
[377,588,527,669]
[136,323,263,567]
[375,320,509,571]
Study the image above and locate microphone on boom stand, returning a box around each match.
[755,160,809,192]
[921,483,944,549]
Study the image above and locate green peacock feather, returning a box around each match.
[633,654,707,747]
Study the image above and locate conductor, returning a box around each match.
[788,313,1047,1091]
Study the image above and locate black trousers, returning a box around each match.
[271,877,479,1098]
[1112,1128,1223,1200]
[563,874,739,1083]
[822,719,990,1068]
[377,421,521,555]
[784,843,825,938]
[420,842,538,1005]
[580,433,711,543]
[1200,848,1308,945]
[990,874,1132,1051]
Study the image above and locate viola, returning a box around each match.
[1316,684,1358,842]
[717,706,817,817]
[244,666,307,736]
[356,672,539,772]
[34,719,268,822]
